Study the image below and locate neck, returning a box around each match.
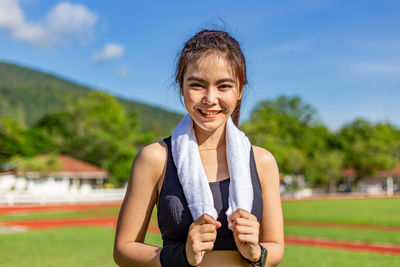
[194,124,226,150]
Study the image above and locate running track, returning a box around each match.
[1,203,400,256]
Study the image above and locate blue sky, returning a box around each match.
[0,0,399,130]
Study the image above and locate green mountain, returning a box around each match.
[0,61,183,136]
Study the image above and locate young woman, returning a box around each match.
[113,30,284,267]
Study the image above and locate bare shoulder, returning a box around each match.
[252,145,278,168]
[130,140,168,184]
[136,140,167,165]
[251,145,280,186]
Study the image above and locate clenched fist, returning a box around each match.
[185,214,221,266]
[230,209,261,263]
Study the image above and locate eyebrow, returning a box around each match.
[186,76,237,85]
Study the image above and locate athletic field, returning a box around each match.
[0,197,399,266]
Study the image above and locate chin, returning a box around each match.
[192,118,227,133]
[188,107,233,132]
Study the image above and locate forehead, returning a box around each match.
[184,53,236,81]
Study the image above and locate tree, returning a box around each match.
[243,96,321,173]
[0,118,34,164]
[10,154,60,174]
[33,91,143,184]
[243,95,344,189]
[305,150,344,192]
[337,118,399,177]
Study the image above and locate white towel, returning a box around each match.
[171,114,253,227]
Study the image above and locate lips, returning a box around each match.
[197,108,223,118]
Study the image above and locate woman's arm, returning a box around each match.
[253,146,285,267]
[113,141,167,267]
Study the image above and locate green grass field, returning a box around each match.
[285,224,400,245]
[1,197,399,266]
[282,198,400,226]
[0,206,120,221]
[0,227,116,267]
[280,244,400,267]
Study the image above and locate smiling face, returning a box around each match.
[182,53,242,134]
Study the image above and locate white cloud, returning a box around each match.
[92,43,125,63]
[44,2,97,36]
[0,0,97,48]
[347,60,400,76]
[117,65,129,78]
[0,0,25,29]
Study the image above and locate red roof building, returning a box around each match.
[380,161,400,177]
[22,155,108,179]
[340,161,399,195]
[341,161,400,178]
[18,155,109,190]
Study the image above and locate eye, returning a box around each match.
[219,84,233,90]
[189,83,203,88]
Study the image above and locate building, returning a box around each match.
[0,155,109,194]
[341,161,400,195]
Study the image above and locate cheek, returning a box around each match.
[183,91,199,109]
[225,94,240,108]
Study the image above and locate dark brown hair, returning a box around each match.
[175,29,247,127]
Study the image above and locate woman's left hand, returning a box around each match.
[230,209,261,263]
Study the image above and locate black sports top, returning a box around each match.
[157,136,263,250]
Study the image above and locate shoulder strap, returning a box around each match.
[163,136,172,152]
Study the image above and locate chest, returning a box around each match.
[199,149,229,183]
[157,176,236,249]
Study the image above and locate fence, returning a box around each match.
[0,188,126,206]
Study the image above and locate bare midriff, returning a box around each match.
[199,250,249,267]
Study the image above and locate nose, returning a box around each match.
[202,87,218,105]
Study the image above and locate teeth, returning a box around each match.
[202,110,219,115]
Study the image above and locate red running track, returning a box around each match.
[285,236,400,256]
[3,203,399,232]
[1,217,400,256]
[285,220,400,232]
[1,217,117,229]
[0,202,122,215]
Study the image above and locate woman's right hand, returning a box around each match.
[185,214,221,266]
